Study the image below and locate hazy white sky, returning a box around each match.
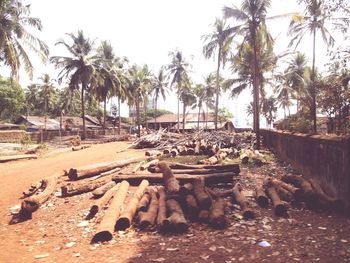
[8,0,340,126]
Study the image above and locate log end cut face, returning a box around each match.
[21,199,39,214]
[115,217,130,231]
[91,231,113,243]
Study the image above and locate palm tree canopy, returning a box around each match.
[152,67,168,102]
[0,0,49,79]
[167,50,190,91]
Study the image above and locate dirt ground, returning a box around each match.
[0,141,350,263]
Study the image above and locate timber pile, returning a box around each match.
[0,154,38,163]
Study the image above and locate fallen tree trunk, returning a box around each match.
[163,199,188,233]
[138,189,159,229]
[193,178,212,210]
[68,156,147,180]
[20,175,59,217]
[115,180,149,230]
[157,186,167,230]
[209,198,227,229]
[271,178,302,201]
[282,175,317,205]
[266,186,287,216]
[0,154,38,163]
[140,159,159,171]
[137,190,151,212]
[157,162,180,194]
[91,181,129,243]
[22,181,43,198]
[88,183,120,219]
[254,185,269,208]
[232,183,255,220]
[168,163,240,173]
[145,150,162,157]
[92,181,117,198]
[112,172,236,186]
[172,168,234,175]
[61,176,112,197]
[198,210,210,223]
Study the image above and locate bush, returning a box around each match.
[277,113,313,133]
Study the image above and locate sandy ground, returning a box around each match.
[0,141,349,263]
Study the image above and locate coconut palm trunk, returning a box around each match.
[214,46,222,130]
[252,33,260,149]
[155,97,158,129]
[311,28,317,133]
[81,83,87,140]
[144,97,148,129]
[182,101,186,133]
[118,97,121,135]
[177,85,180,133]
[197,105,201,129]
[103,98,107,134]
[136,98,141,138]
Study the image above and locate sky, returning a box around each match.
[4,0,342,127]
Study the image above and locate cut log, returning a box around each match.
[183,194,199,220]
[198,210,210,223]
[98,167,121,178]
[157,162,180,194]
[194,140,201,155]
[170,148,179,157]
[266,186,287,216]
[240,154,249,164]
[186,148,195,155]
[271,179,303,201]
[232,183,255,220]
[274,184,293,202]
[138,189,159,229]
[22,181,43,198]
[193,178,212,210]
[172,168,233,175]
[282,175,317,205]
[72,145,91,151]
[112,172,236,186]
[0,154,38,163]
[308,178,344,212]
[20,175,59,217]
[137,191,151,212]
[163,199,188,233]
[132,161,146,173]
[115,180,149,230]
[168,163,240,173]
[68,156,146,180]
[92,181,117,198]
[145,150,162,157]
[254,185,269,208]
[209,198,227,229]
[61,176,112,197]
[140,159,159,171]
[157,186,167,230]
[179,183,194,196]
[87,183,120,219]
[91,181,129,243]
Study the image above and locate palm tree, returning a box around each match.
[50,30,98,139]
[203,73,216,129]
[152,67,168,129]
[167,50,190,132]
[284,52,307,111]
[193,84,205,129]
[58,86,80,116]
[94,40,124,132]
[0,0,49,79]
[126,64,153,137]
[179,76,196,132]
[288,0,338,132]
[262,96,277,127]
[224,0,291,148]
[202,18,232,130]
[38,74,56,116]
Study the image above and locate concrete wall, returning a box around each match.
[261,129,350,211]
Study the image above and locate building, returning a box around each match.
[147,112,235,132]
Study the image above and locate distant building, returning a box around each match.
[129,97,155,118]
[147,112,235,132]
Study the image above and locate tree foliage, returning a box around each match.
[0,76,25,120]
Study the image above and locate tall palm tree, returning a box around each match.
[274,73,295,118]
[179,76,196,132]
[58,86,80,116]
[202,18,232,130]
[262,96,277,127]
[284,52,307,111]
[126,64,153,137]
[288,0,338,132]
[193,84,205,129]
[38,74,56,116]
[203,73,216,129]
[152,67,168,129]
[25,83,39,116]
[50,30,98,139]
[224,0,291,148]
[94,40,124,132]
[0,0,49,79]
[167,50,190,132]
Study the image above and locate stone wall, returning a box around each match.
[261,129,350,212]
[0,130,26,143]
